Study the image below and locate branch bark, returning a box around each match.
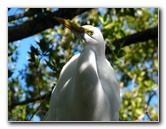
[119,26,158,47]
[8,8,92,43]
[12,92,51,107]
[8,8,42,22]
[8,11,29,22]
[106,26,158,54]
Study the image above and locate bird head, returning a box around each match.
[55,17,105,55]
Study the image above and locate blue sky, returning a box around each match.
[8,9,41,121]
[9,9,36,78]
[8,8,158,121]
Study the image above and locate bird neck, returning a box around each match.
[85,44,106,61]
[94,45,106,62]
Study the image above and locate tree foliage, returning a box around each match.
[8,8,158,121]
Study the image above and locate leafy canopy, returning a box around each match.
[8,8,158,121]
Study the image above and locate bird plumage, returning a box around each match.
[44,18,120,121]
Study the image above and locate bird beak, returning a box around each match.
[55,17,85,33]
[55,17,85,35]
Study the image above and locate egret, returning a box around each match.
[44,17,120,121]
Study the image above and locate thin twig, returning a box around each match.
[131,74,136,91]
[135,87,158,121]
[12,92,51,107]
[29,91,51,121]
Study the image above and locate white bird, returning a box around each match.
[44,17,120,121]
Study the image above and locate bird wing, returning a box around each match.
[44,54,80,121]
[101,59,120,120]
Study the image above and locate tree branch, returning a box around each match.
[121,26,158,47]
[8,8,92,43]
[12,92,51,107]
[29,91,51,121]
[136,89,157,121]
[8,11,28,22]
[8,8,42,22]
[145,89,157,121]
[106,26,158,54]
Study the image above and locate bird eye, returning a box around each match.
[86,30,94,37]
